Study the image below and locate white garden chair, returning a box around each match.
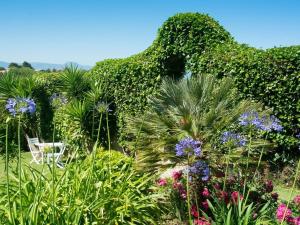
[26,135,66,168]
[26,135,44,164]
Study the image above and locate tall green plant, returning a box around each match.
[126,74,262,172]
[0,151,167,225]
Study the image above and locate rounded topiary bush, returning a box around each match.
[90,12,300,152]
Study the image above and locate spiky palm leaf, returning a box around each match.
[0,71,36,102]
[59,65,90,99]
[126,74,263,172]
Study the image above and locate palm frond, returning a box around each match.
[126,74,263,172]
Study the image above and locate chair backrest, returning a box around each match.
[25,135,40,152]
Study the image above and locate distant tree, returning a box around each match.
[8,62,20,68]
[22,61,34,69]
[52,68,57,72]
[0,67,5,71]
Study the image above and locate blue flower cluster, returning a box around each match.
[189,161,210,181]
[50,93,68,107]
[175,137,202,157]
[96,101,111,113]
[221,131,246,147]
[6,97,36,117]
[239,111,283,132]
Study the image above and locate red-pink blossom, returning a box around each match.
[172,170,182,181]
[157,178,167,186]
[173,182,183,190]
[276,203,292,222]
[202,188,210,198]
[218,191,229,204]
[294,195,300,205]
[231,191,243,204]
[294,217,300,225]
[194,217,211,225]
[179,189,187,199]
[201,200,209,211]
[191,205,199,218]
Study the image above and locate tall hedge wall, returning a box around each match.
[90,13,300,150]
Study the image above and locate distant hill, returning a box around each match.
[0,61,92,70]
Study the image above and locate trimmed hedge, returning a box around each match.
[90,12,300,151]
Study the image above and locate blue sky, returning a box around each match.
[0,0,299,66]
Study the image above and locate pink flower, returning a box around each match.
[218,191,229,204]
[172,170,182,181]
[231,191,243,204]
[173,182,183,190]
[214,183,221,190]
[294,217,300,225]
[157,178,167,186]
[201,200,209,211]
[202,188,210,198]
[294,195,300,205]
[194,217,211,225]
[191,205,199,218]
[276,203,292,222]
[179,189,187,199]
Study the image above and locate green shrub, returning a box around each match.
[125,74,269,172]
[90,13,232,143]
[90,12,299,154]
[191,43,300,151]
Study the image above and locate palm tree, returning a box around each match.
[59,65,90,99]
[126,74,262,172]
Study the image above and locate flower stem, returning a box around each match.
[92,98,96,139]
[106,111,111,186]
[52,121,56,224]
[96,113,103,146]
[223,147,231,191]
[243,128,252,196]
[187,155,192,225]
[5,119,13,223]
[18,115,23,224]
[281,159,300,225]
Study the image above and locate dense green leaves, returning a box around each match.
[90,12,299,153]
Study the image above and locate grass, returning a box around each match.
[0,151,59,181]
[275,185,300,201]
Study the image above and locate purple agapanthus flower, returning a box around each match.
[189,161,210,181]
[50,93,68,107]
[175,137,202,157]
[6,97,36,117]
[239,111,283,132]
[221,131,246,147]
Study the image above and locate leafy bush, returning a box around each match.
[0,150,167,224]
[125,74,266,172]
[90,12,299,155]
[90,13,232,143]
[191,43,300,152]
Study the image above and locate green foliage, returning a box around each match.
[59,65,90,99]
[22,61,34,69]
[90,13,232,143]
[191,43,300,151]
[0,150,167,224]
[8,62,20,68]
[125,74,264,172]
[90,12,299,154]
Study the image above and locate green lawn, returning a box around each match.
[0,152,57,181]
[275,185,300,201]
